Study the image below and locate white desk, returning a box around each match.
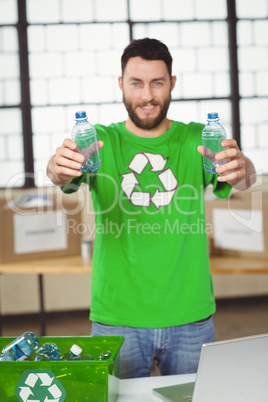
[118,373,196,402]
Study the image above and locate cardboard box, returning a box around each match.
[0,194,82,263]
[205,190,268,259]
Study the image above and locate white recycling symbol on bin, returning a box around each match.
[121,152,178,209]
[15,370,66,402]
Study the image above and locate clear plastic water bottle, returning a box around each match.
[202,112,228,174]
[35,342,61,361]
[61,344,82,360]
[0,351,14,361]
[1,331,39,361]
[72,354,95,361]
[71,110,101,173]
[98,350,112,360]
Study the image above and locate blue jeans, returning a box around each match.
[91,315,215,379]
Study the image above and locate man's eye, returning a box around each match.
[131,82,140,87]
[154,81,163,87]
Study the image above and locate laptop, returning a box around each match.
[153,333,268,402]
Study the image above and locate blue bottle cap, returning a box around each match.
[75,110,87,120]
[207,112,219,119]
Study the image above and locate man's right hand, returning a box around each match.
[46,138,104,187]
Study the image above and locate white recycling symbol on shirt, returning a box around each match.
[121,152,178,209]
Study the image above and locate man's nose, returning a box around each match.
[141,84,154,102]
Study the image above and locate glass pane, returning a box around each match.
[238,46,267,71]
[133,23,180,49]
[80,24,113,50]
[163,0,194,20]
[195,0,227,19]
[33,133,52,159]
[238,12,268,173]
[62,0,94,22]
[27,0,61,23]
[2,26,18,52]
[4,79,21,105]
[240,98,268,124]
[63,51,96,77]
[237,21,253,46]
[0,136,5,160]
[182,73,213,98]
[0,84,3,104]
[32,107,66,134]
[241,125,257,149]
[0,54,19,79]
[0,108,24,187]
[46,25,79,51]
[97,50,122,76]
[111,24,130,49]
[7,135,23,159]
[0,161,25,187]
[256,71,268,96]
[0,25,21,106]
[0,0,17,24]
[82,76,115,103]
[172,49,196,74]
[94,0,127,21]
[236,0,268,18]
[254,20,268,45]
[28,26,46,52]
[181,22,211,47]
[214,72,230,97]
[259,123,268,147]
[211,22,228,46]
[0,108,22,134]
[197,48,229,72]
[48,77,81,104]
[238,72,255,97]
[30,79,48,105]
[239,98,268,173]
[130,0,161,21]
[29,53,63,78]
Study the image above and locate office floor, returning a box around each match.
[1,296,268,339]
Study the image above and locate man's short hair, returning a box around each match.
[121,38,173,76]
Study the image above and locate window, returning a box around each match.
[236,0,268,174]
[0,0,24,187]
[0,0,267,188]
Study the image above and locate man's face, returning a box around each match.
[119,57,176,130]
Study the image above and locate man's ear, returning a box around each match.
[118,76,123,91]
[171,75,177,91]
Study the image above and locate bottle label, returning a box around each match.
[10,339,29,361]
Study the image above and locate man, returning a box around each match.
[47,38,256,378]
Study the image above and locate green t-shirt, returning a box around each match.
[63,121,231,328]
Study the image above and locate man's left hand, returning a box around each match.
[197,139,256,190]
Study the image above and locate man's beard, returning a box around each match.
[123,94,171,130]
